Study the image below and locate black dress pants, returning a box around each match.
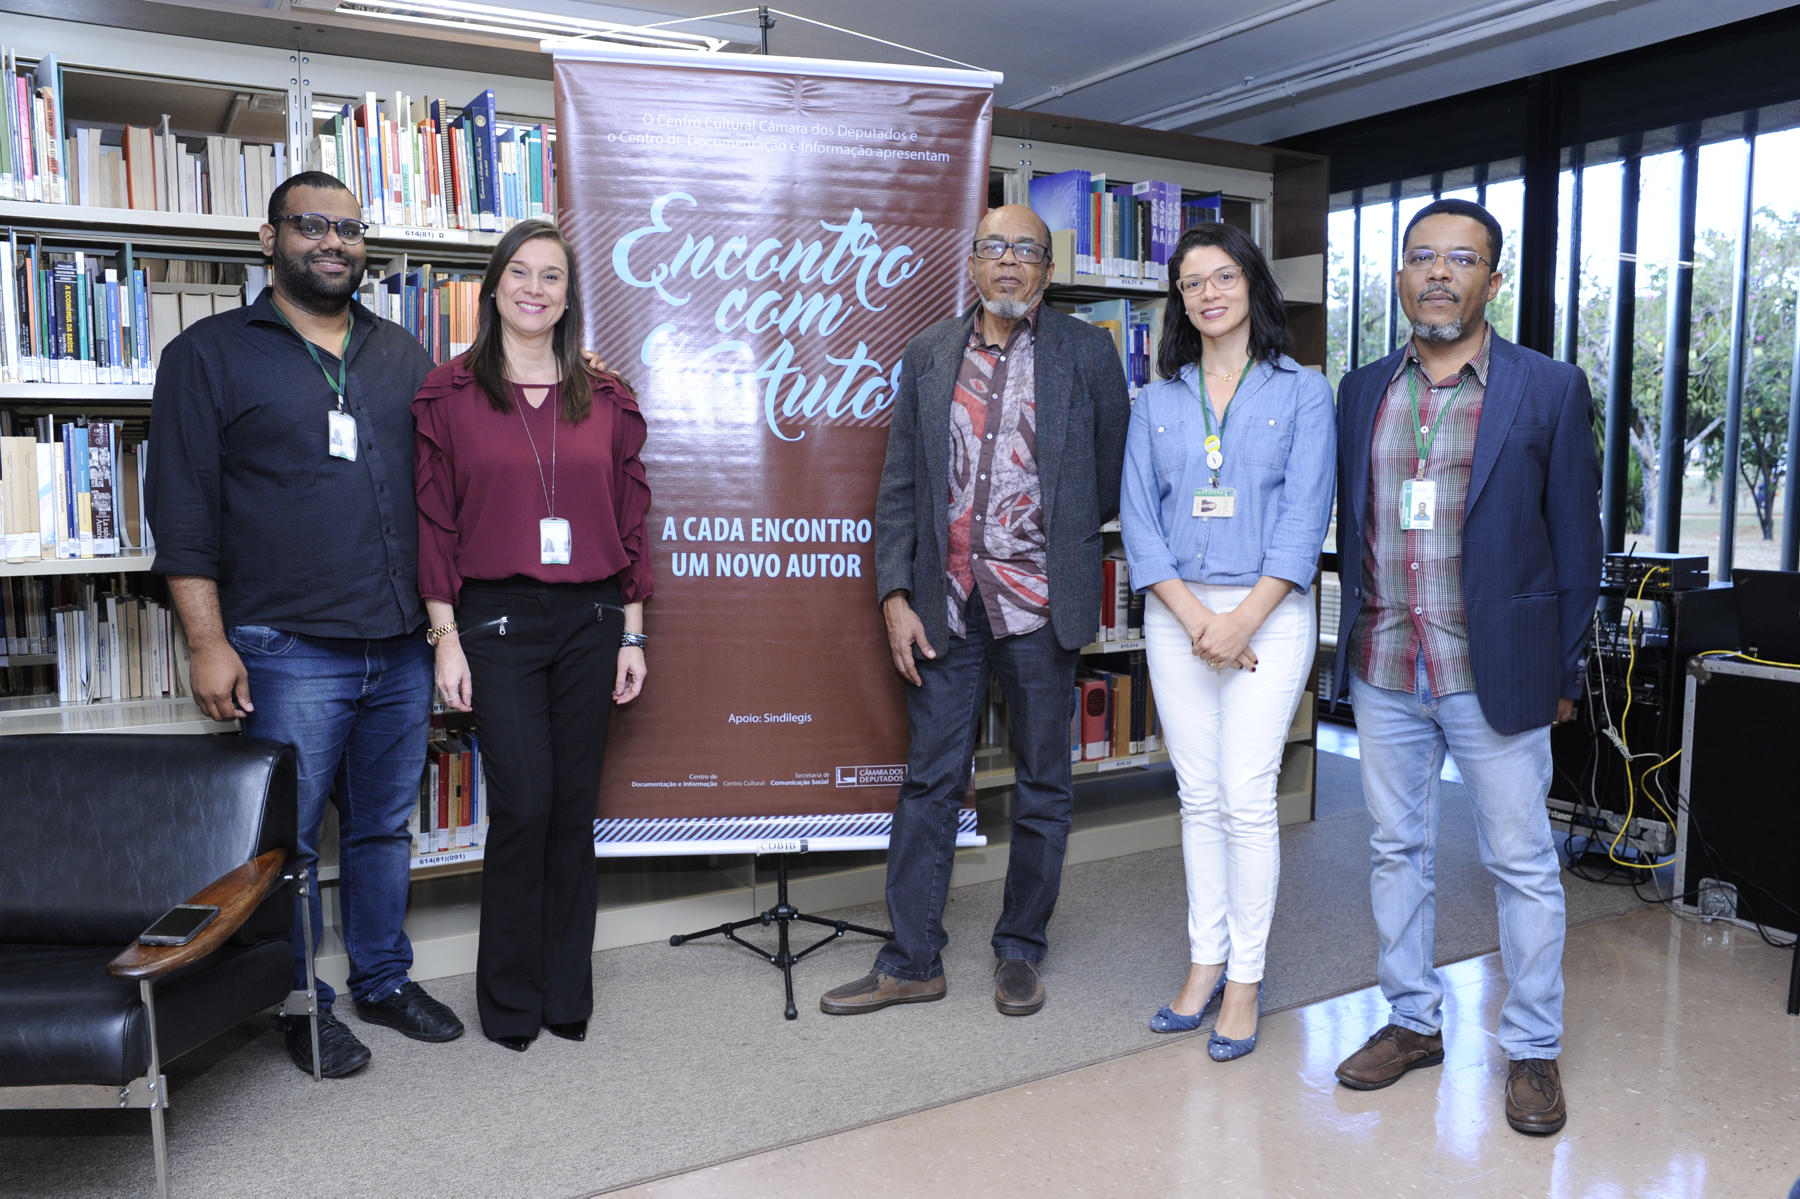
[458,576,623,1039]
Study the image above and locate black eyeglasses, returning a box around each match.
[274,213,369,244]
[972,237,1049,264]
[1401,248,1490,273]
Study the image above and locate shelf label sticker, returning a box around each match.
[384,225,470,244]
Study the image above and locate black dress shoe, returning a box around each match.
[356,981,465,1042]
[994,958,1046,1016]
[544,1019,588,1042]
[283,1011,371,1078]
[488,1033,532,1052]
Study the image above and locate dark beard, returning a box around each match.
[272,245,365,314]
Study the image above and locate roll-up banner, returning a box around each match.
[551,45,998,856]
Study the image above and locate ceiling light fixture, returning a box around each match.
[302,0,732,53]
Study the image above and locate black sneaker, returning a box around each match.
[356,980,465,1042]
[283,1011,371,1078]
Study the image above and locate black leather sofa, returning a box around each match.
[0,733,312,1197]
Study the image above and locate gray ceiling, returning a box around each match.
[28,0,1800,144]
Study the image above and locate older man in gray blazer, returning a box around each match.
[822,204,1130,1018]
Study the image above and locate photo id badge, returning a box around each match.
[327,409,358,461]
[536,514,572,561]
[1193,487,1237,518]
[1400,478,1436,530]
[539,517,572,565]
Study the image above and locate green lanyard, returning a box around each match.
[1405,358,1469,480]
[274,304,354,412]
[1198,358,1250,487]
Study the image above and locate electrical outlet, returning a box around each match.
[1696,878,1738,922]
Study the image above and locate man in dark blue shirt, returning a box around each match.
[148,171,463,1077]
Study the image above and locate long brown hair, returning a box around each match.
[466,220,597,422]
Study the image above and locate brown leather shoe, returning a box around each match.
[994,958,1045,1016]
[819,969,946,1015]
[1335,1023,1446,1090]
[1505,1058,1567,1135]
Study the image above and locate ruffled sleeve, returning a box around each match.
[600,372,654,604]
[413,357,470,605]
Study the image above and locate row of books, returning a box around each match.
[1,49,65,204]
[1074,653,1162,762]
[414,733,491,857]
[67,122,289,220]
[1060,296,1168,393]
[357,266,481,365]
[0,574,191,704]
[1028,167,1224,281]
[2,230,263,383]
[1098,556,1144,644]
[313,88,553,233]
[5,49,554,235]
[0,421,153,562]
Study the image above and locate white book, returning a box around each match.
[36,440,56,560]
[0,240,16,383]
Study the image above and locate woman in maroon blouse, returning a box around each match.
[414,219,652,1052]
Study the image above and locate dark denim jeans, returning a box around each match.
[875,595,1080,981]
[228,625,432,1010]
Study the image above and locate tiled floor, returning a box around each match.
[614,908,1800,1198]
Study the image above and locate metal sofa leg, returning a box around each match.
[281,869,324,1082]
[139,980,170,1199]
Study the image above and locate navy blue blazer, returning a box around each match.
[1332,332,1602,736]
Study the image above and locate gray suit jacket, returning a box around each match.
[874,303,1131,653]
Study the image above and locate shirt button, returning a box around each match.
[1157,426,1165,433]
[979,473,986,480]
[1409,562,1418,571]
[986,433,994,440]
[1419,425,1430,435]
[1413,607,1422,614]
[975,514,983,522]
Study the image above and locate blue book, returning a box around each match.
[1028,168,1091,274]
[459,90,500,232]
[128,267,150,383]
[104,272,122,384]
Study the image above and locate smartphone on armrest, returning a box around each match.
[138,903,221,946]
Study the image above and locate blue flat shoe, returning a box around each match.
[1208,983,1264,1061]
[1150,972,1228,1034]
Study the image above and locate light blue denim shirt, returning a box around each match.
[1120,356,1336,594]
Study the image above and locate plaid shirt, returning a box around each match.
[1351,329,1492,696]
[945,304,1048,639]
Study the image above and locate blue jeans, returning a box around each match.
[229,626,432,1010]
[1350,657,1566,1059]
[876,595,1079,981]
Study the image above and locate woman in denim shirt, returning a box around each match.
[1120,222,1335,1060]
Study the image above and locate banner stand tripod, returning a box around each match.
[669,852,891,1019]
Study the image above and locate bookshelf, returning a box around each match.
[1,13,1327,989]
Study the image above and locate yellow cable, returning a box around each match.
[1605,567,1672,869]
[1693,649,1800,670]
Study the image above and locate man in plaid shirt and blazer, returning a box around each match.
[1329,198,1601,1137]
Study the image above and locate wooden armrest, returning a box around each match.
[108,849,290,981]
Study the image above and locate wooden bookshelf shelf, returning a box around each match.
[1083,636,1145,654]
[974,748,1172,791]
[0,550,155,577]
[0,199,264,237]
[0,383,156,401]
[0,694,235,735]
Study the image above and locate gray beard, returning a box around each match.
[1411,316,1465,344]
[982,294,1036,321]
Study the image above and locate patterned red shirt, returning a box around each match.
[945,304,1047,639]
[1351,329,1492,696]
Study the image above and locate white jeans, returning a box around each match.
[1145,583,1315,981]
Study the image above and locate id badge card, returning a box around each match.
[327,409,358,461]
[1400,478,1436,530]
[539,517,572,565]
[1193,487,1236,518]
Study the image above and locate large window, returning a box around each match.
[1325,118,1800,577]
